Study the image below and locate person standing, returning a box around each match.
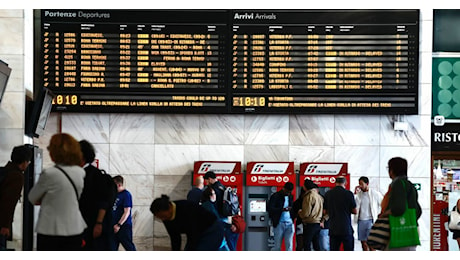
[268,182,295,251]
[354,176,383,251]
[78,140,115,251]
[203,171,238,250]
[187,175,204,204]
[111,175,136,251]
[379,157,422,251]
[0,145,32,250]
[28,133,87,251]
[323,176,357,251]
[298,179,323,251]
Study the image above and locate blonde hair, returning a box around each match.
[47,133,82,166]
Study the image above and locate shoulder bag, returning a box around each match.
[55,165,79,200]
[388,180,420,248]
[367,217,390,250]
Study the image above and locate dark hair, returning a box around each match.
[388,157,407,177]
[11,145,32,164]
[204,171,216,180]
[201,187,215,202]
[359,176,369,184]
[79,140,96,164]
[150,194,171,214]
[113,175,124,185]
[303,179,318,190]
[284,181,294,191]
[336,176,347,184]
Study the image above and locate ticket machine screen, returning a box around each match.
[249,199,266,213]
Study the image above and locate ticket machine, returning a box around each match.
[299,162,349,196]
[193,161,244,250]
[244,161,296,251]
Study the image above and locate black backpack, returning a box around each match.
[221,186,240,216]
[100,169,117,208]
[0,167,6,186]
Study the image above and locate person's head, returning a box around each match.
[202,187,216,202]
[47,133,82,166]
[195,175,204,188]
[203,171,217,185]
[387,157,407,179]
[10,145,32,171]
[303,179,319,191]
[113,175,124,192]
[335,176,347,187]
[358,176,369,192]
[283,181,294,195]
[150,194,174,221]
[79,140,96,165]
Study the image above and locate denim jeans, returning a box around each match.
[272,221,294,251]
[318,229,330,251]
[0,234,7,250]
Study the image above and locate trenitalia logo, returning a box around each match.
[303,164,344,175]
[250,163,289,174]
[197,162,236,174]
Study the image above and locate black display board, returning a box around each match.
[35,9,420,114]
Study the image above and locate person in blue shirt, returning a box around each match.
[110,175,136,251]
[268,182,295,251]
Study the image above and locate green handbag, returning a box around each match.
[388,180,421,248]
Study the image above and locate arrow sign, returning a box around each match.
[413,183,421,190]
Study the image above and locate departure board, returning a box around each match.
[35,9,420,114]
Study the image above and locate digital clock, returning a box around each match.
[233,96,266,107]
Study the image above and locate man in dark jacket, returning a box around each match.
[0,145,32,250]
[323,177,357,251]
[79,140,115,251]
[268,182,295,251]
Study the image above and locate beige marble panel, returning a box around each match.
[0,92,23,129]
[155,114,199,144]
[154,144,199,176]
[0,17,23,54]
[380,115,430,146]
[199,114,244,144]
[110,143,154,176]
[335,115,380,145]
[335,146,380,177]
[244,115,289,145]
[198,145,244,162]
[289,114,334,146]
[132,206,154,238]
[1,54,24,92]
[0,9,23,18]
[289,146,334,167]
[109,113,155,144]
[380,146,431,179]
[244,145,289,167]
[121,174,154,206]
[152,174,191,202]
[61,113,110,143]
[0,129,24,163]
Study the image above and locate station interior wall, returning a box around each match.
[0,8,434,250]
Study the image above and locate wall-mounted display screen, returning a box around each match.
[35,9,420,114]
[433,9,460,52]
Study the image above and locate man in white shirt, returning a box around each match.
[354,176,383,251]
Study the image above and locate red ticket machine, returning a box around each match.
[299,162,349,193]
[193,161,244,250]
[244,161,296,251]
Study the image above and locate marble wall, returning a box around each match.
[1,8,434,251]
